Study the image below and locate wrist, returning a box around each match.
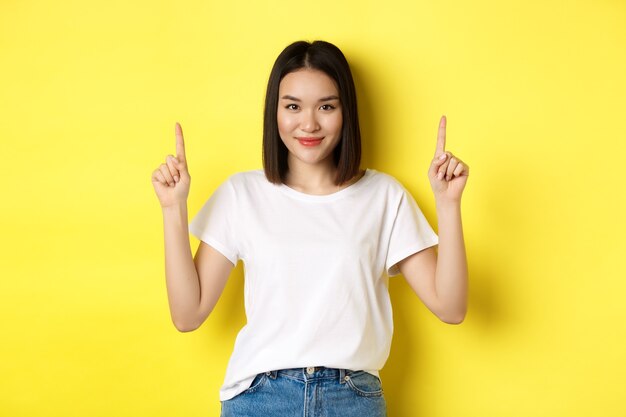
[435,198,461,213]
[162,202,188,215]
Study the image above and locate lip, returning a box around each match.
[296,137,324,147]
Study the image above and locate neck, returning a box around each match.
[284,154,365,195]
[285,156,337,191]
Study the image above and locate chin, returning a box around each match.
[297,157,326,166]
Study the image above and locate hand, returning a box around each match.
[151,122,191,208]
[428,116,469,204]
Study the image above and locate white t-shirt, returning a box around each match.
[188,168,438,401]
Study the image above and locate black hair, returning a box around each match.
[262,40,362,185]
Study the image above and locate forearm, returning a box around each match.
[434,201,468,323]
[162,203,201,330]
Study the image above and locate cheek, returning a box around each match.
[277,111,296,134]
[330,113,343,134]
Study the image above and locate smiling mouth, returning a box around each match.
[296,137,324,146]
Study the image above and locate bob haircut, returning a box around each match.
[262,40,362,186]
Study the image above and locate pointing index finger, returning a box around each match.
[175,122,186,162]
[435,115,446,156]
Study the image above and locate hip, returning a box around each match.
[220,366,387,417]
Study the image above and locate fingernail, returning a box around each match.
[174,176,179,182]
[439,154,447,160]
[438,172,444,180]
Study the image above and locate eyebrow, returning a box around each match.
[280,95,340,102]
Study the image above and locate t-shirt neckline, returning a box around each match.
[277,168,374,202]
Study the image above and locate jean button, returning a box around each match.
[306,367,315,374]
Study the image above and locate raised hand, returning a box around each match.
[151,122,191,208]
[428,116,469,204]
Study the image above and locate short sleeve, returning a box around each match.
[188,178,239,266]
[386,188,439,277]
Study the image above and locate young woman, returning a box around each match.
[151,40,469,417]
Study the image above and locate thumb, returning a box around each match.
[429,153,448,177]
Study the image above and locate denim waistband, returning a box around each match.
[263,366,352,384]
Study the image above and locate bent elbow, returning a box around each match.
[172,318,200,333]
[439,312,466,325]
[175,324,198,332]
[443,317,464,325]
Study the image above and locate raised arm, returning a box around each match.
[152,123,234,332]
[398,116,469,324]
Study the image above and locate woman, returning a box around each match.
[151,40,469,417]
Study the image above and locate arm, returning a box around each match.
[398,201,468,324]
[153,123,234,333]
[397,115,469,324]
[162,203,234,332]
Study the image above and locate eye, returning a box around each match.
[285,104,299,110]
[320,104,336,111]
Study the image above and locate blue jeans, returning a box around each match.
[220,366,387,417]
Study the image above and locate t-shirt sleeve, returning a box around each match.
[188,178,239,266]
[386,187,439,277]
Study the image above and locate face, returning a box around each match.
[277,68,343,170]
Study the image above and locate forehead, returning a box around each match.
[279,69,338,96]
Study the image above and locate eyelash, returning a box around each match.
[285,104,336,111]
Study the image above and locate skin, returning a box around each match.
[277,68,365,194]
[397,115,469,324]
[152,124,234,332]
[152,74,469,331]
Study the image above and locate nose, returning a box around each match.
[300,109,320,132]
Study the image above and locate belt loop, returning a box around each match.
[339,368,346,384]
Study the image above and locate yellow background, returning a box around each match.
[1,0,625,416]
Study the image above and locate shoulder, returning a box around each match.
[220,169,277,198]
[224,169,266,187]
[366,169,410,195]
